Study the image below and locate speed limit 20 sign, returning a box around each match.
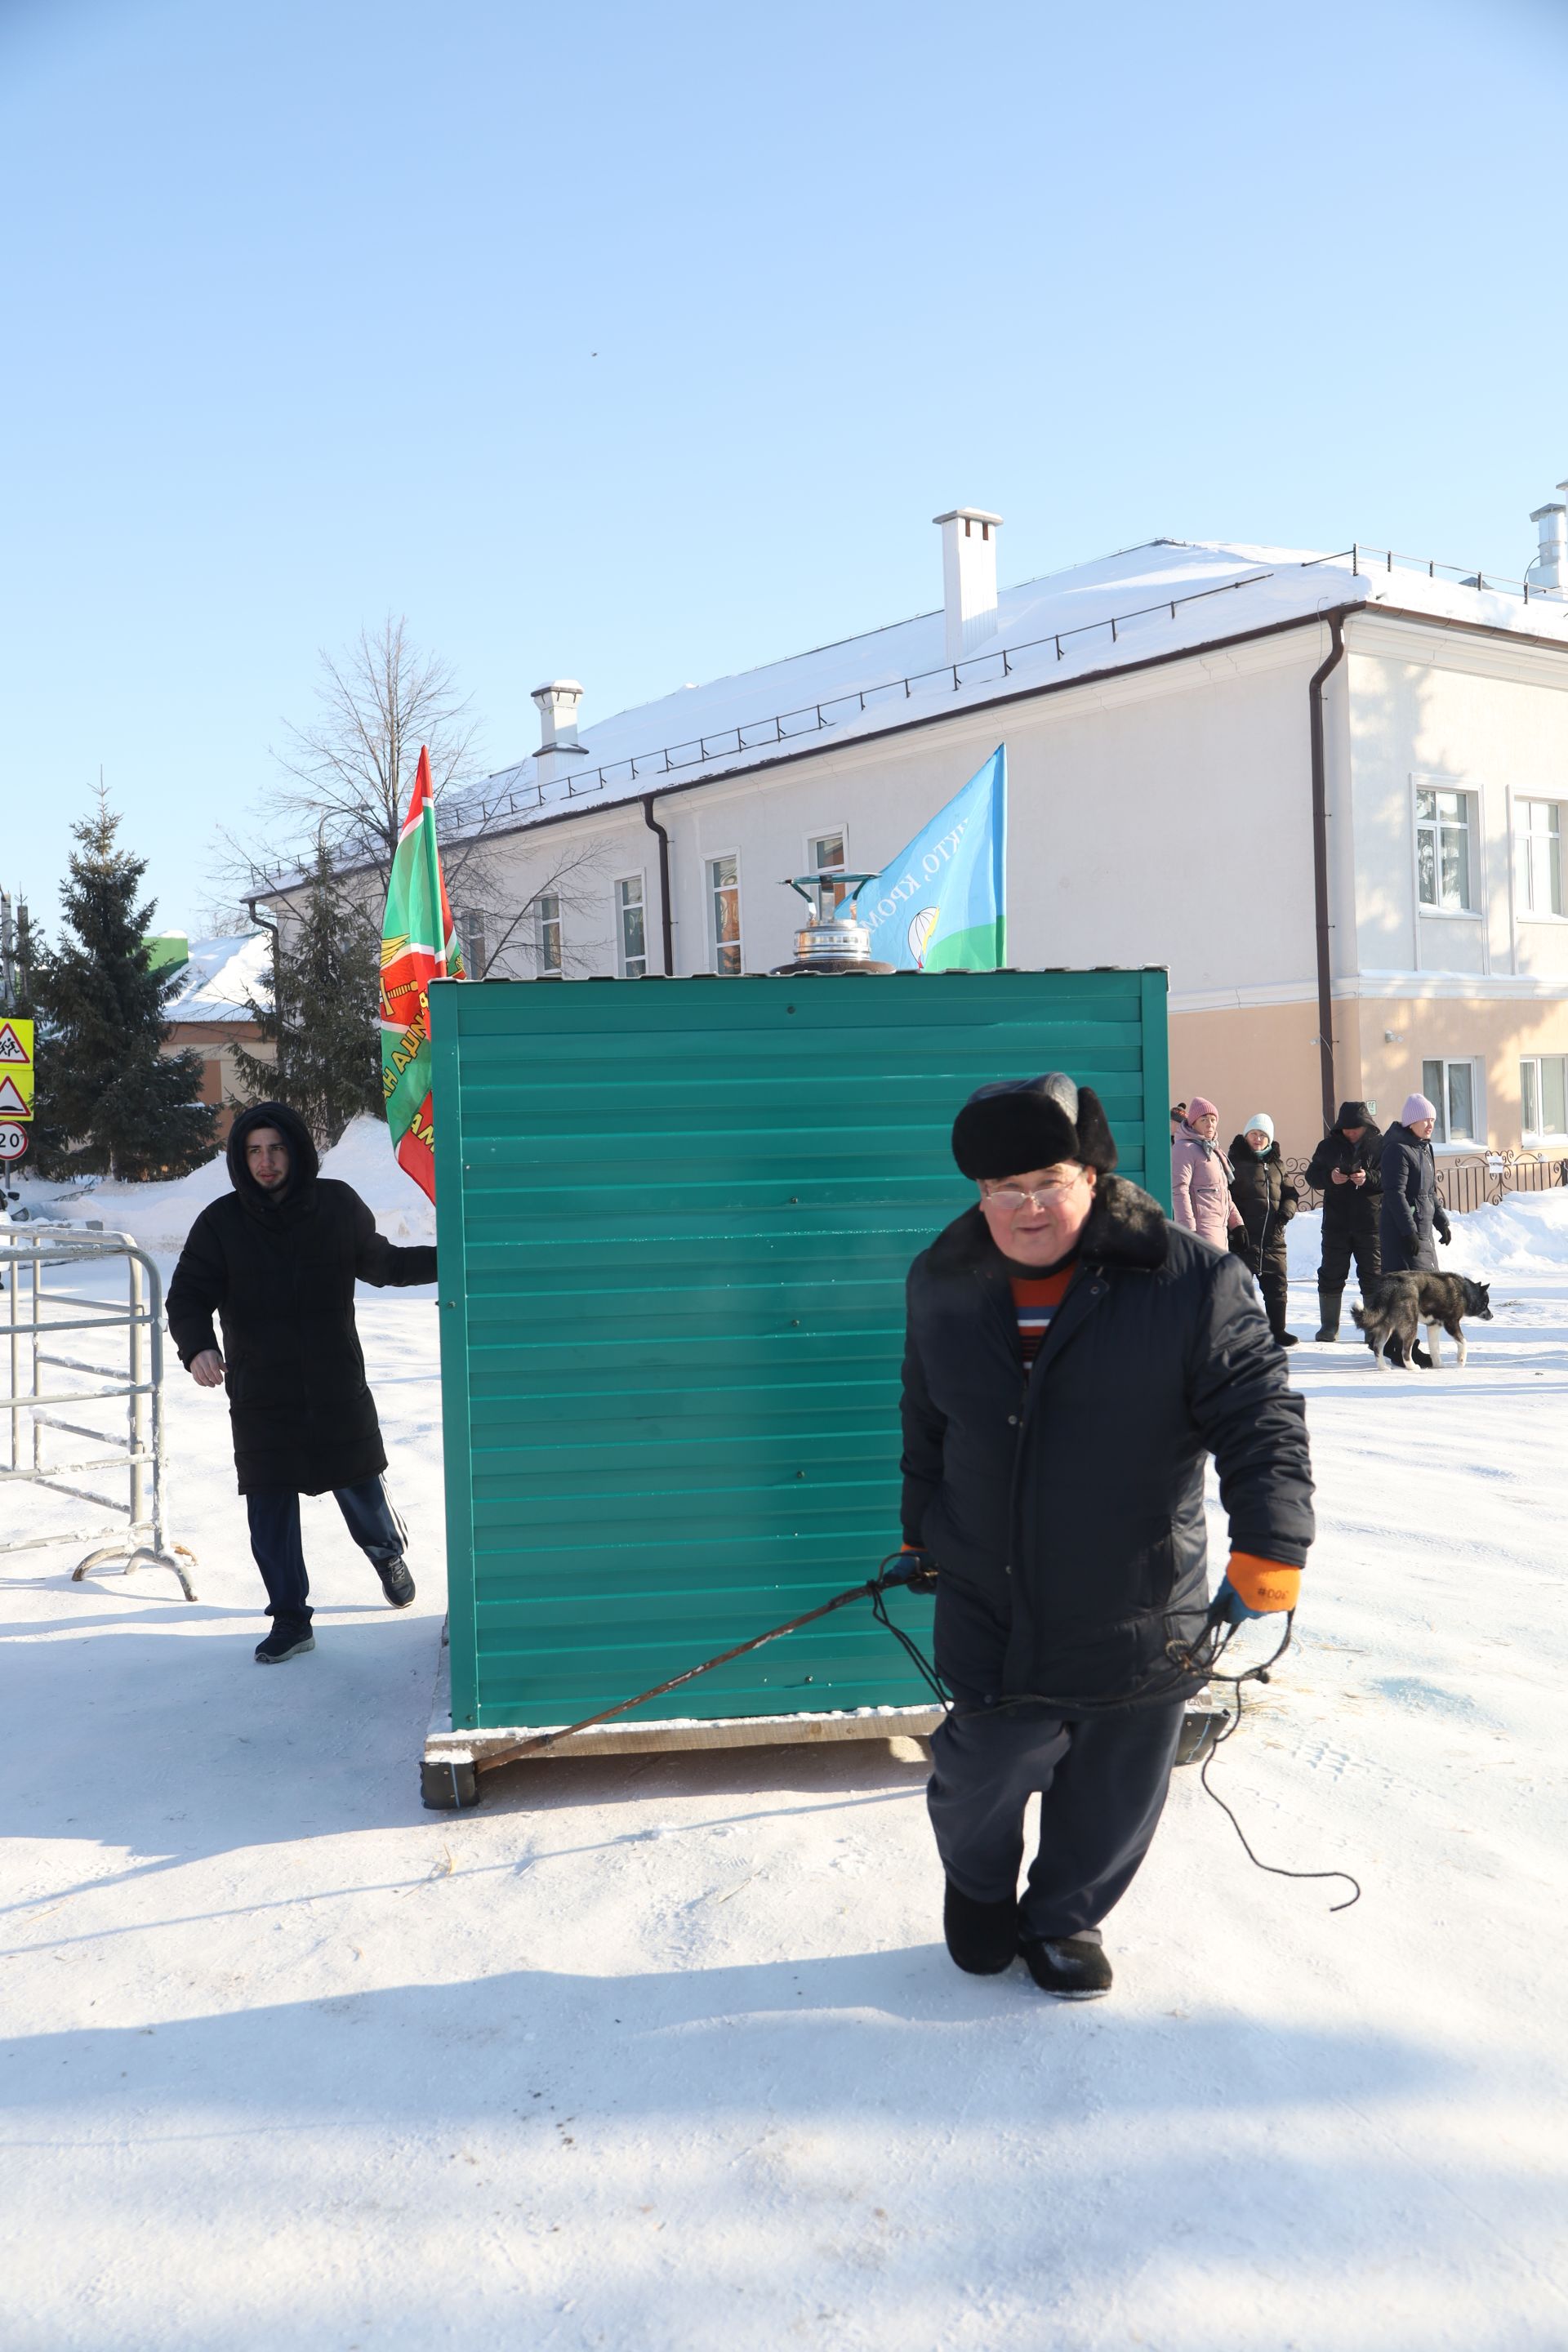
[0,1123,28,1162]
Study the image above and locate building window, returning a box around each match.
[1515,800,1564,917]
[1521,1055,1568,1139]
[616,876,647,979]
[1422,1057,1480,1146]
[1415,787,1474,913]
[457,908,488,976]
[709,853,742,975]
[533,892,563,974]
[809,829,849,912]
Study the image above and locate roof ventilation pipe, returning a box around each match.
[1529,499,1568,598]
[531,679,588,791]
[933,508,1004,664]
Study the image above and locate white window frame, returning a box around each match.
[807,826,850,912]
[532,890,564,975]
[707,850,743,976]
[1521,1053,1568,1141]
[457,906,488,977]
[1513,797,1566,922]
[1413,780,1480,919]
[614,872,648,980]
[1420,1055,1484,1149]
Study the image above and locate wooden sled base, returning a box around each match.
[419,1625,942,1810]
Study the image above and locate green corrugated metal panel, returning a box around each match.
[432,969,1169,1731]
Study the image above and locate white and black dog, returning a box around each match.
[1352,1272,1493,1370]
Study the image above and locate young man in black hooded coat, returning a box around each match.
[896,1074,1313,1998]
[167,1100,438,1662]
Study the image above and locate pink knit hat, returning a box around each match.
[1186,1095,1218,1120]
[1401,1093,1437,1125]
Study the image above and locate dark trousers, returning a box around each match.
[1318,1219,1380,1294]
[928,1693,1187,1942]
[246,1478,408,1626]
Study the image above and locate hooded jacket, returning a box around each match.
[1170,1120,1241,1248]
[1304,1102,1383,1232]
[900,1176,1313,1704]
[1227,1133,1298,1266]
[1379,1120,1452,1273]
[166,1102,438,1493]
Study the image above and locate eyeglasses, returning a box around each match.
[981,1171,1085,1212]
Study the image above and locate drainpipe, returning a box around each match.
[642,795,674,976]
[1307,612,1350,1129]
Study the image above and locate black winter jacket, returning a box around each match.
[1227,1135,1298,1267]
[166,1102,438,1494]
[1379,1121,1452,1273]
[899,1177,1314,1705]
[1305,1102,1383,1234]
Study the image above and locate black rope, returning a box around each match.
[871,1566,1361,1913]
[1198,1668,1362,1912]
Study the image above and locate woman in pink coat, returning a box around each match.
[1170,1096,1245,1248]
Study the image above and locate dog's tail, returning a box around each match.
[1350,1305,1368,1330]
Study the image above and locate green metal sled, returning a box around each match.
[421,967,1169,1804]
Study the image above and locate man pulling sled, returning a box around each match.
[898,1073,1314,1998]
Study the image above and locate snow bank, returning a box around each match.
[318,1116,436,1243]
[1287,1187,1568,1283]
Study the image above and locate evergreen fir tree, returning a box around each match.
[34,791,216,1180]
[232,837,382,1148]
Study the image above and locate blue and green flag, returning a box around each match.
[848,746,1007,969]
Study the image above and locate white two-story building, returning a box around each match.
[256,497,1568,1160]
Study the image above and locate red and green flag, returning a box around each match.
[380,745,464,1200]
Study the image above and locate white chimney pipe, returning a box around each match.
[531,679,588,791]
[1530,501,1568,596]
[933,508,1004,664]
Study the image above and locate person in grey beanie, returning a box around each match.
[895,1073,1313,2000]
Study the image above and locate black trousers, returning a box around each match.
[246,1477,408,1627]
[1318,1219,1380,1293]
[927,1692,1187,1942]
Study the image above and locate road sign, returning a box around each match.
[0,1017,33,1121]
[0,1122,27,1161]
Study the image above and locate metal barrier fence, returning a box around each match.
[2,1227,196,1597]
[1284,1149,1568,1217]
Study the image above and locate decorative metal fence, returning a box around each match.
[1285,1149,1568,1218]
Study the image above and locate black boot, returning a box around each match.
[1021,1934,1114,1999]
[256,1618,314,1664]
[1316,1289,1342,1342]
[943,1881,1018,1975]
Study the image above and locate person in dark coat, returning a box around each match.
[1379,1092,1452,1273]
[1304,1099,1383,1340]
[897,1073,1313,2000]
[1227,1113,1298,1348]
[166,1101,437,1664]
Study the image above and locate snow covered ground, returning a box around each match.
[4,1138,1568,2349]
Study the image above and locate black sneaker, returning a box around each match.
[255,1622,315,1664]
[1021,1934,1113,1999]
[376,1557,416,1608]
[942,1881,1019,1975]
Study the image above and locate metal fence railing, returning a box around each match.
[2,1228,197,1597]
[1284,1148,1568,1218]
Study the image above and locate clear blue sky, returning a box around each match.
[4,0,1566,935]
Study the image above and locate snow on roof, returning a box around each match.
[163,933,270,1024]
[249,535,1568,901]
[451,537,1568,843]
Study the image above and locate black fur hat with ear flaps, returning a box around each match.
[951,1072,1119,1182]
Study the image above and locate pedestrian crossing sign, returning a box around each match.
[0,1017,34,1120]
